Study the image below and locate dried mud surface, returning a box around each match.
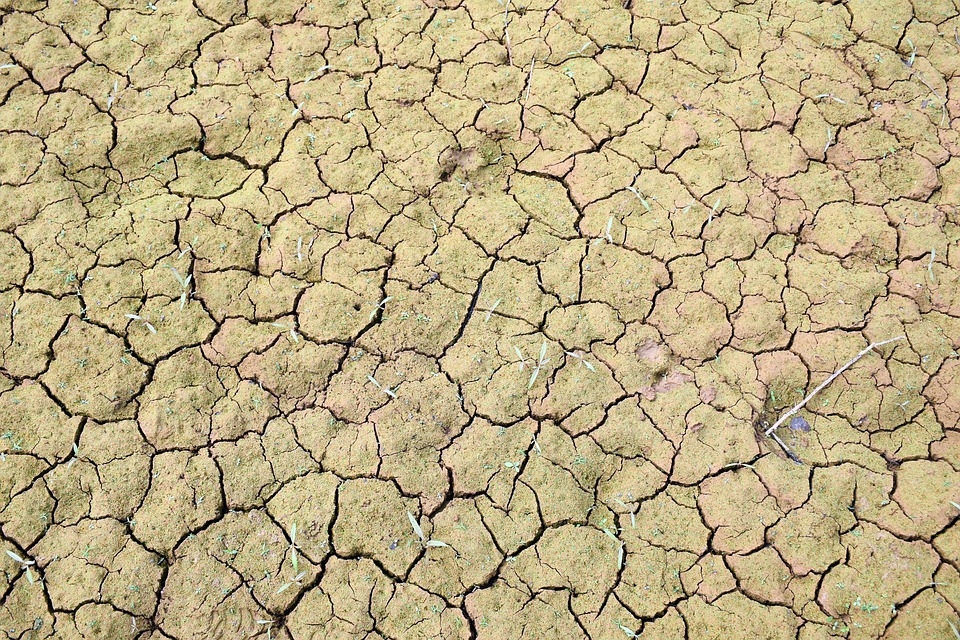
[1,0,960,638]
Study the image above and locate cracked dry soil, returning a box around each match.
[1,0,960,638]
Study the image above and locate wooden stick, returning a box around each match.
[765,335,905,437]
[769,430,802,464]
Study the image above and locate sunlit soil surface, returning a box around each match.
[1,0,959,638]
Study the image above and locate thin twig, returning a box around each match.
[765,335,905,437]
[913,71,944,103]
[769,431,802,464]
[911,70,948,128]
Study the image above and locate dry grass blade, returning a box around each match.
[527,341,551,389]
[527,363,540,389]
[5,549,33,565]
[125,313,157,334]
[5,549,37,584]
[523,55,536,104]
[107,79,118,110]
[276,571,306,594]
[367,374,397,398]
[287,523,301,574]
[485,298,501,322]
[514,346,525,371]
[625,186,651,212]
[169,267,186,288]
[709,197,721,225]
[370,296,392,321]
[407,511,425,542]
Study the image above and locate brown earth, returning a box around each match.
[1,0,959,638]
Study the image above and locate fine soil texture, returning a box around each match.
[2,0,960,639]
